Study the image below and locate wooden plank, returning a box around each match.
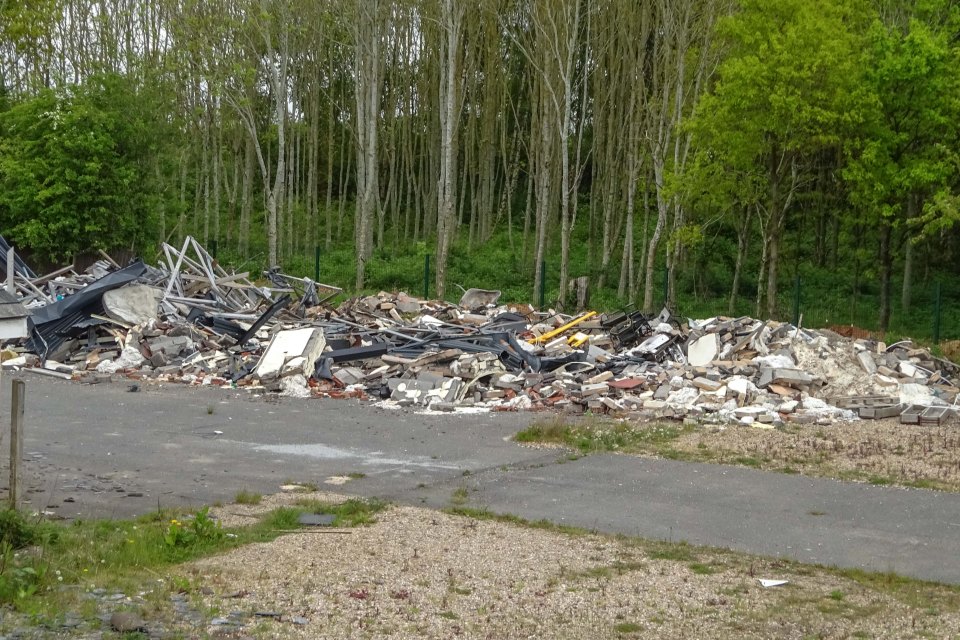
[97,249,121,269]
[9,380,24,510]
[28,263,76,286]
[858,404,903,419]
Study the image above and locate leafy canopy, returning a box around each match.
[0,73,160,261]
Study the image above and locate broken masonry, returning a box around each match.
[0,236,957,426]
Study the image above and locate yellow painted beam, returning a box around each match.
[528,311,597,344]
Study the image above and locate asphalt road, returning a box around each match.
[6,373,960,584]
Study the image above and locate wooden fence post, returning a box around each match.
[9,379,24,510]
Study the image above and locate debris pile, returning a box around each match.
[1,236,957,426]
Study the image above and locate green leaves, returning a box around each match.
[0,73,160,261]
[843,6,960,234]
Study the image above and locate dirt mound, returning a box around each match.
[826,324,876,340]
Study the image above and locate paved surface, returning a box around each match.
[5,374,960,584]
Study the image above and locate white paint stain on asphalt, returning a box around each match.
[247,442,459,470]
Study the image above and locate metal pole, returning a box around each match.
[792,275,801,327]
[933,281,942,345]
[423,255,430,300]
[314,245,321,282]
[5,247,13,294]
[539,260,546,309]
[9,380,24,510]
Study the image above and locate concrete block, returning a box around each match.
[102,285,162,326]
[255,328,326,380]
[687,333,719,367]
[758,367,815,389]
[692,377,723,392]
[856,350,878,374]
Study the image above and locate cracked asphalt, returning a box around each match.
[6,374,960,584]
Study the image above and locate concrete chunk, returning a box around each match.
[255,328,326,380]
[102,284,162,326]
[687,333,719,367]
[856,350,877,374]
[758,367,815,389]
[692,377,723,392]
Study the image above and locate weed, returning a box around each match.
[163,507,224,554]
[282,480,319,492]
[829,589,845,601]
[450,487,469,507]
[233,490,262,505]
[647,542,696,563]
[347,472,367,480]
[292,498,387,527]
[206,405,214,415]
[689,562,717,575]
[614,621,642,633]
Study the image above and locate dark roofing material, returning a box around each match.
[26,260,147,358]
[0,236,37,280]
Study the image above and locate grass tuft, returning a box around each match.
[234,490,262,505]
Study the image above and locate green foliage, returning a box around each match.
[292,497,387,527]
[845,10,960,230]
[162,507,224,555]
[233,490,262,505]
[515,418,693,455]
[0,73,161,261]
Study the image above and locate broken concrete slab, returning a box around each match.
[687,333,719,367]
[692,377,723,392]
[856,350,878,375]
[102,284,163,326]
[255,328,326,380]
[458,288,502,310]
[758,368,815,389]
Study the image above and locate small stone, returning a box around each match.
[289,616,310,625]
[110,611,146,633]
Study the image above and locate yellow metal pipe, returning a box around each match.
[528,311,597,344]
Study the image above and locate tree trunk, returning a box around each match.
[901,196,916,314]
[879,221,892,333]
[435,0,461,300]
[729,208,750,315]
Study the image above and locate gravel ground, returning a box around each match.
[157,492,960,640]
[659,416,960,490]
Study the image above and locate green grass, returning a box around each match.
[515,416,694,455]
[614,621,643,634]
[0,505,312,618]
[0,497,390,623]
[292,497,387,527]
[450,486,469,507]
[233,490,262,505]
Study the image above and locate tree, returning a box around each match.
[844,7,960,329]
[0,73,160,260]
[688,0,869,318]
[352,0,386,290]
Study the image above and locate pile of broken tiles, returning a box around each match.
[1,240,958,427]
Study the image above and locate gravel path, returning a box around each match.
[163,492,960,640]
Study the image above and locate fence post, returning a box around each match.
[933,281,942,345]
[314,245,321,282]
[539,260,547,309]
[423,254,430,300]
[792,275,801,327]
[9,380,24,510]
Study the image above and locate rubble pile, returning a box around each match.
[1,236,958,426]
